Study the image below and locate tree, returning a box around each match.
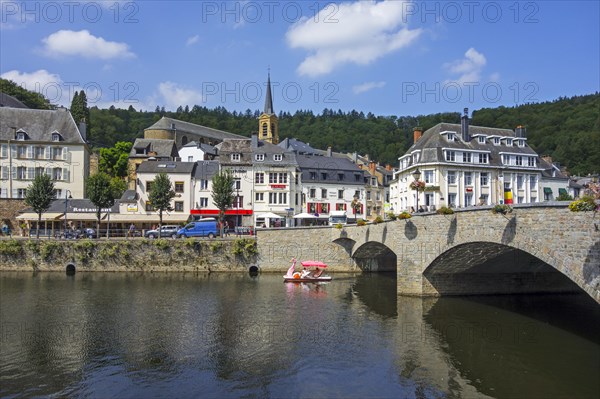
[86,172,117,235]
[70,89,90,129]
[0,78,52,109]
[99,141,133,178]
[24,174,55,239]
[148,173,176,237]
[211,169,235,237]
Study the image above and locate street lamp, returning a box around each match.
[63,189,72,237]
[412,168,421,212]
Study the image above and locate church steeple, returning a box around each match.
[258,70,279,144]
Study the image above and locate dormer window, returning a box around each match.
[273,154,282,161]
[493,137,500,145]
[517,139,525,147]
[16,129,27,141]
[231,153,240,162]
[447,133,455,142]
[478,136,486,144]
[255,154,264,161]
[506,138,513,146]
[52,133,62,142]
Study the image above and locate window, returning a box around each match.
[478,153,488,164]
[366,191,371,200]
[17,132,26,141]
[518,140,525,147]
[145,201,154,211]
[199,197,208,207]
[516,156,523,166]
[200,179,208,190]
[448,193,457,207]
[0,144,6,158]
[188,156,194,162]
[528,157,536,167]
[269,173,277,184]
[16,166,26,180]
[17,146,27,159]
[517,174,524,189]
[231,153,240,162]
[262,123,268,137]
[338,173,344,181]
[52,168,62,181]
[321,203,329,214]
[52,147,62,160]
[255,173,264,184]
[35,147,44,159]
[445,151,455,162]
[175,182,184,193]
[502,154,510,165]
[255,154,265,161]
[174,201,184,212]
[371,177,377,186]
[494,137,500,145]
[321,172,327,180]
[279,173,288,184]
[309,189,316,198]
[480,172,489,186]
[506,139,513,146]
[447,133,455,142]
[529,175,537,190]
[355,174,361,182]
[464,172,472,186]
[52,133,61,142]
[16,188,27,198]
[376,191,381,201]
[146,181,153,192]
[255,192,264,201]
[268,192,287,204]
[336,203,346,211]
[233,178,241,190]
[479,194,488,205]
[233,196,243,208]
[447,171,456,184]
[424,170,434,184]
[310,172,317,180]
[321,189,327,198]
[338,190,343,199]
[273,154,282,161]
[462,152,472,163]
[464,193,473,207]
[478,136,486,144]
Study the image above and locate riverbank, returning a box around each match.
[0,238,258,272]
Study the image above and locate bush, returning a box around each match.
[334,223,343,229]
[436,206,455,215]
[232,238,257,257]
[0,240,22,256]
[569,196,597,212]
[357,219,367,226]
[398,212,412,220]
[373,216,384,224]
[492,204,513,215]
[387,212,397,221]
[557,192,573,201]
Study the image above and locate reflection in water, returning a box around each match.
[0,272,598,399]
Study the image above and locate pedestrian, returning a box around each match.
[2,222,11,238]
[128,223,136,238]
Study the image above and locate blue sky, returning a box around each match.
[1,0,598,116]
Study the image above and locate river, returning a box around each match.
[1,272,598,398]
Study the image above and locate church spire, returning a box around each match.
[264,71,274,115]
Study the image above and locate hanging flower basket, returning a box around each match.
[409,180,426,191]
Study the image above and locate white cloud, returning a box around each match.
[1,69,61,91]
[186,35,200,46]
[41,30,134,60]
[353,81,386,94]
[158,82,202,110]
[286,0,421,77]
[444,48,487,84]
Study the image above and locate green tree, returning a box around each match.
[24,174,55,239]
[0,78,52,109]
[86,172,117,235]
[211,169,235,237]
[148,173,176,237]
[99,141,133,178]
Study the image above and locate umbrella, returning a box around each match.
[255,212,283,219]
[300,261,328,268]
[293,212,317,219]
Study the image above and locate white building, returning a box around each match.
[178,141,217,162]
[0,106,90,199]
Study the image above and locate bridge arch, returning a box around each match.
[352,241,397,272]
[422,241,585,296]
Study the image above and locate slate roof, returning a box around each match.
[405,123,538,168]
[217,138,297,166]
[120,190,138,203]
[0,93,28,108]
[279,137,323,155]
[194,160,220,180]
[539,158,569,179]
[296,154,365,184]
[182,141,217,155]
[136,161,196,174]
[145,117,245,142]
[130,138,178,159]
[0,107,85,143]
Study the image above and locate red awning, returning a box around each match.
[190,209,253,216]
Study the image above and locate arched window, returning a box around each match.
[181,136,188,146]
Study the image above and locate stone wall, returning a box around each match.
[0,199,27,234]
[0,238,257,272]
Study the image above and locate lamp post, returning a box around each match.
[412,168,421,212]
[63,189,72,238]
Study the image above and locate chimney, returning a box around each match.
[352,152,358,163]
[251,133,258,148]
[327,146,332,157]
[369,161,376,174]
[385,164,392,171]
[515,125,526,138]
[541,155,553,165]
[461,108,470,141]
[78,120,87,140]
[413,127,423,144]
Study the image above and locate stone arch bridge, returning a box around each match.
[256,205,600,303]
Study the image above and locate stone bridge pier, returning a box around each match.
[256,205,600,303]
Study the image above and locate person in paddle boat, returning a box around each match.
[301,266,312,279]
[313,267,323,278]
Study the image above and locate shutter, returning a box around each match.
[63,168,70,182]
[62,147,69,161]
[45,146,51,159]
[27,145,33,159]
[1,167,6,179]
[11,167,17,179]
[27,167,34,180]
[1,144,6,158]
[11,145,17,157]
[12,189,18,198]
[0,188,6,198]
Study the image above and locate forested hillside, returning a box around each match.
[2,77,598,175]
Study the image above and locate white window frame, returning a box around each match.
[273,154,282,162]
[255,154,265,161]
[231,153,240,162]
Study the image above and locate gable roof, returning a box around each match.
[136,161,196,174]
[0,93,28,108]
[145,117,245,142]
[0,107,85,143]
[130,138,178,159]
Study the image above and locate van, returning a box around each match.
[177,220,219,238]
[328,210,348,226]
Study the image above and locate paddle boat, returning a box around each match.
[284,258,332,282]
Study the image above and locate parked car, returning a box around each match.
[177,220,219,238]
[145,225,180,239]
[79,228,97,239]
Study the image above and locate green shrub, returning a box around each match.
[232,238,257,257]
[569,196,597,212]
[357,219,367,226]
[557,192,573,201]
[40,241,62,261]
[387,212,397,221]
[210,241,222,252]
[436,206,455,215]
[0,240,23,256]
[152,239,170,250]
[492,204,513,215]
[398,212,412,220]
[334,223,343,229]
[373,216,384,224]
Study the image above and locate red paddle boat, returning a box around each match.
[284,258,332,282]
